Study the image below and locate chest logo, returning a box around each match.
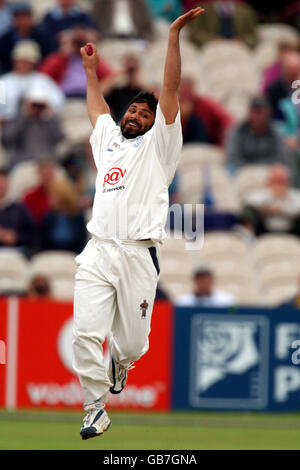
[103,167,127,187]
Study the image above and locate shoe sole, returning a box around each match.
[109,357,127,394]
[80,420,112,440]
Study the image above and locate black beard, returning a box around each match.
[120,122,143,139]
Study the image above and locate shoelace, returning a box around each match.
[83,401,105,425]
[116,362,135,381]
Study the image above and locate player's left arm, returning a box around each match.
[159,7,205,125]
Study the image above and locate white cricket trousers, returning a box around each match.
[72,237,160,404]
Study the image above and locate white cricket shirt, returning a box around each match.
[87,104,182,242]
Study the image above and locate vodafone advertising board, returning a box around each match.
[1,299,172,411]
[0,299,8,406]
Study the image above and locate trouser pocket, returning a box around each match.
[148,246,160,276]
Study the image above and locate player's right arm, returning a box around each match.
[81,43,110,128]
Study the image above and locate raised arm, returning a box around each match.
[80,43,110,128]
[159,7,204,125]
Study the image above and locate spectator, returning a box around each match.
[41,0,97,42]
[22,160,57,225]
[40,27,114,98]
[266,51,300,123]
[0,40,65,122]
[176,265,236,307]
[226,95,289,171]
[188,0,258,49]
[105,55,145,122]
[0,168,35,253]
[2,88,65,168]
[59,142,93,209]
[180,77,234,146]
[241,164,300,237]
[262,41,298,94]
[0,1,56,74]
[0,0,12,37]
[145,0,182,23]
[27,274,52,299]
[40,178,87,253]
[93,0,153,40]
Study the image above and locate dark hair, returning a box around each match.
[128,91,158,114]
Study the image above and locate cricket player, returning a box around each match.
[73,7,204,440]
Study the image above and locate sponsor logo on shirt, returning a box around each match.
[103,167,127,188]
[133,136,144,148]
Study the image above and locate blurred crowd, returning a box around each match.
[1,0,300,306]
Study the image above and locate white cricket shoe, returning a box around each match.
[80,402,111,440]
[109,355,135,394]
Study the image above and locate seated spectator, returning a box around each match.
[27,274,52,299]
[266,51,300,123]
[241,165,300,237]
[0,1,56,74]
[262,41,298,94]
[226,96,289,171]
[40,27,114,98]
[145,0,182,23]
[188,0,258,49]
[0,168,35,253]
[40,178,87,253]
[0,0,12,37]
[93,0,153,40]
[176,265,236,307]
[0,40,65,122]
[2,88,65,168]
[105,55,145,122]
[23,160,57,225]
[41,0,97,43]
[180,77,234,145]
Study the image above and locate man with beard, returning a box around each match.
[72,7,204,440]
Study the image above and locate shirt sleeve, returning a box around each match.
[89,113,119,169]
[152,104,183,186]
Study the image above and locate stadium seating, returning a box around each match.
[8,161,40,201]
[256,23,299,46]
[8,161,67,201]
[30,251,77,278]
[234,165,270,202]
[0,249,29,295]
[254,234,300,268]
[178,144,224,172]
[29,251,77,301]
[62,99,92,145]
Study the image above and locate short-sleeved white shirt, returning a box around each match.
[87,104,182,242]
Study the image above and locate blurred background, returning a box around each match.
[1,0,300,451]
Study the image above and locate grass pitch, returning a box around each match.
[0,409,300,450]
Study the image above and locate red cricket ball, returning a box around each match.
[85,45,93,56]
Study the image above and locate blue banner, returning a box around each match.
[172,307,300,411]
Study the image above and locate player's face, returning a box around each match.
[120,102,155,139]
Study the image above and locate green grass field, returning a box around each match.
[1,409,300,450]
